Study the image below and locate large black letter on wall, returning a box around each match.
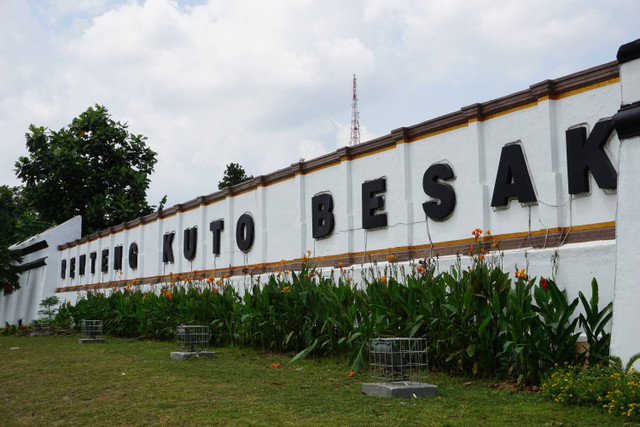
[236,214,255,252]
[491,144,537,207]
[79,254,86,276]
[362,178,388,229]
[183,227,197,261]
[101,249,109,273]
[114,246,123,270]
[163,232,175,263]
[90,252,97,274]
[60,259,66,279]
[422,163,456,220]
[566,119,617,194]
[312,193,335,239]
[129,243,138,269]
[210,220,224,255]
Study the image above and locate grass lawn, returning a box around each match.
[0,335,632,426]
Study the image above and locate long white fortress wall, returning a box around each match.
[56,61,622,301]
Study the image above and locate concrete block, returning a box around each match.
[170,351,216,360]
[362,382,438,398]
[78,338,106,344]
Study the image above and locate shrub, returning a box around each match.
[541,355,640,420]
[55,230,612,385]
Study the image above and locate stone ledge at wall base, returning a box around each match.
[170,351,216,361]
[361,382,438,398]
[78,338,106,344]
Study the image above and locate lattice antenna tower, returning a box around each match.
[349,74,360,146]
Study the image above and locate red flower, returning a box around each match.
[271,364,281,368]
[540,278,549,291]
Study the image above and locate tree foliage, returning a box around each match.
[15,105,158,235]
[0,186,25,295]
[218,163,253,190]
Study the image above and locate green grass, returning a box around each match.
[0,335,632,426]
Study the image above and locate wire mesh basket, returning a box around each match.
[32,319,50,335]
[176,325,210,352]
[81,319,103,339]
[369,337,428,383]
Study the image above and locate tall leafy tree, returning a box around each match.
[218,162,253,190]
[0,186,27,295]
[15,105,159,235]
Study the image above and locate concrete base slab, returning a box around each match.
[78,338,106,344]
[170,351,216,361]
[362,382,438,398]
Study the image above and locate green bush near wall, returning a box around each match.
[56,252,612,385]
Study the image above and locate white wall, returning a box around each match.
[0,216,81,325]
[57,76,622,297]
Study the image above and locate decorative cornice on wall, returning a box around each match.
[617,39,640,64]
[58,60,621,251]
[614,101,640,140]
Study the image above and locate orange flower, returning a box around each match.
[142,295,147,300]
[224,273,230,278]
[416,265,426,274]
[280,259,286,265]
[380,276,386,283]
[337,262,344,268]
[271,364,281,368]
[347,371,355,377]
[492,239,498,248]
[472,228,482,238]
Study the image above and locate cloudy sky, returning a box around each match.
[1,0,638,208]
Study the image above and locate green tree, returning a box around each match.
[15,105,159,235]
[0,186,25,295]
[218,162,253,190]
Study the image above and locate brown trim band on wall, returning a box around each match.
[57,61,620,251]
[55,221,615,293]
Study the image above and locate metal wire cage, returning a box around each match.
[32,319,50,335]
[81,320,103,339]
[369,337,428,383]
[175,325,210,352]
